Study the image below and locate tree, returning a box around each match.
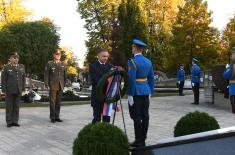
[171,0,220,72]
[0,0,30,28]
[61,46,79,81]
[222,14,235,64]
[78,0,186,69]
[118,0,149,63]
[77,0,121,64]
[67,66,78,76]
[146,0,184,70]
[0,20,60,79]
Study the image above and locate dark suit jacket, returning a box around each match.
[44,61,66,91]
[1,64,26,94]
[89,61,113,106]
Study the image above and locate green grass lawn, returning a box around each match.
[123,92,192,98]
[0,92,192,109]
[0,101,90,109]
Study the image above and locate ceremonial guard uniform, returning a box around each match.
[191,58,201,104]
[1,53,25,127]
[224,47,235,113]
[128,39,155,147]
[177,64,185,96]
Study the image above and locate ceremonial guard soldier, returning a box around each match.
[224,47,235,113]
[177,64,185,96]
[191,57,201,105]
[128,39,155,147]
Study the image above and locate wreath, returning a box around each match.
[96,67,129,104]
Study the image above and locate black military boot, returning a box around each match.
[130,122,145,147]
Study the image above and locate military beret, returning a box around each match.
[132,39,147,47]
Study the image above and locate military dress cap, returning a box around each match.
[192,57,199,62]
[132,39,147,47]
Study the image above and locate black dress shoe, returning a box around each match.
[55,118,63,122]
[12,123,20,127]
[7,124,13,128]
[130,140,145,147]
[191,102,198,105]
[51,119,55,123]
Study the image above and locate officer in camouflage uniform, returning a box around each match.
[1,53,26,127]
[44,49,66,123]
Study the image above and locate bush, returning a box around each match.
[63,90,75,97]
[21,94,30,103]
[174,111,220,137]
[62,90,78,101]
[73,123,129,155]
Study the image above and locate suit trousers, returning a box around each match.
[192,83,200,104]
[5,93,21,125]
[230,95,235,113]
[49,89,62,120]
[129,95,149,142]
[92,101,110,124]
[179,81,184,95]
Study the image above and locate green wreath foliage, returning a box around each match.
[96,68,129,103]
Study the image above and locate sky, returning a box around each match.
[23,0,88,68]
[23,0,235,67]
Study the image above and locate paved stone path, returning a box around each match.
[0,93,235,155]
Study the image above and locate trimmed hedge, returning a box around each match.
[174,111,220,137]
[73,123,129,155]
[62,90,79,101]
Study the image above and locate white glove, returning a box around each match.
[128,96,134,106]
[149,94,151,100]
[200,78,203,83]
[178,81,180,84]
[226,64,230,69]
[192,83,195,87]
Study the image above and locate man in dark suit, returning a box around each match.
[44,49,66,123]
[1,53,26,127]
[89,48,113,124]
